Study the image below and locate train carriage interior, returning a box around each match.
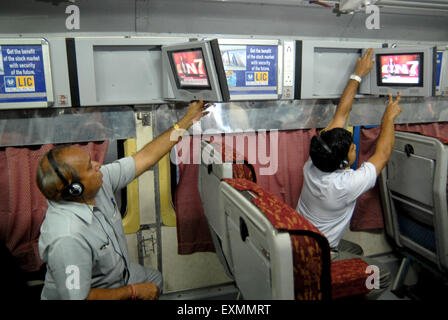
[1,0,448,303]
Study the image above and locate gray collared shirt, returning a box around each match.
[38,156,136,300]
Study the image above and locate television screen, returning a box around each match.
[377,53,423,86]
[168,49,211,89]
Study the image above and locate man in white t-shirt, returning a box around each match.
[296,48,402,299]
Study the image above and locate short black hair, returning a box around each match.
[309,128,353,172]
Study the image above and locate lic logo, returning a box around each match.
[246,71,268,85]
[5,76,16,88]
[246,72,255,82]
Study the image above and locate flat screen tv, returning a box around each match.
[361,46,436,97]
[168,48,211,89]
[162,39,230,102]
[378,53,423,86]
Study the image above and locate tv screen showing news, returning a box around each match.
[377,53,423,87]
[168,49,211,89]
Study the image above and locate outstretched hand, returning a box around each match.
[383,93,402,121]
[183,99,214,126]
[325,48,375,131]
[354,48,375,78]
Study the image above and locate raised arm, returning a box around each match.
[326,48,375,131]
[367,93,402,176]
[132,99,211,178]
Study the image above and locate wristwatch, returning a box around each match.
[350,74,362,83]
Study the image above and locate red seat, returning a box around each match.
[223,178,371,300]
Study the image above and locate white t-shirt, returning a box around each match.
[296,158,377,248]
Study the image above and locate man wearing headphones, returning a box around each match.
[37,100,211,300]
[296,48,402,299]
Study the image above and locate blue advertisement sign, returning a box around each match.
[0,44,48,104]
[436,51,443,88]
[220,44,278,96]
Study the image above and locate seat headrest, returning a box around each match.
[396,129,448,145]
[222,178,322,235]
[205,140,257,182]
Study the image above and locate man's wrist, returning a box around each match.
[350,74,362,83]
[381,115,395,126]
[176,117,191,130]
[129,284,137,300]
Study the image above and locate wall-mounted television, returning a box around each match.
[168,48,210,89]
[378,53,423,86]
[162,39,230,102]
[162,38,295,102]
[361,46,436,97]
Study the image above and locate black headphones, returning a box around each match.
[315,135,349,170]
[47,149,85,198]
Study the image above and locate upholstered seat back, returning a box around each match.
[379,131,448,272]
[198,140,257,278]
[221,178,330,299]
[220,178,371,300]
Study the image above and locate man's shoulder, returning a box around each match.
[40,203,91,241]
[302,157,314,174]
[358,161,376,171]
[333,162,377,196]
[338,161,376,182]
[100,156,134,175]
[40,216,66,241]
[99,156,136,193]
[100,157,135,183]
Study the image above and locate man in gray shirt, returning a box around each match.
[37,100,211,300]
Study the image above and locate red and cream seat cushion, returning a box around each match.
[222,178,371,300]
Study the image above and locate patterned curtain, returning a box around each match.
[0,141,109,272]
